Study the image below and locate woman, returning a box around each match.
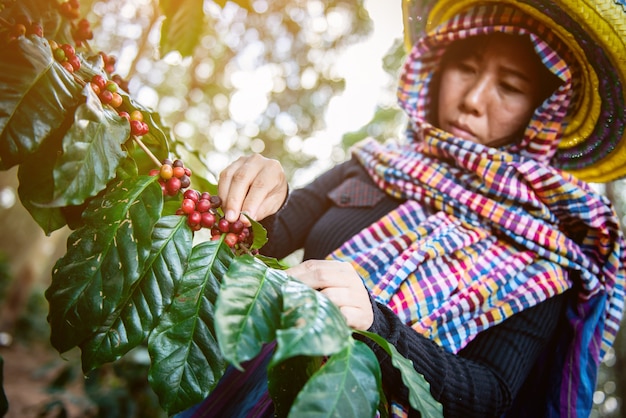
[190,1,626,417]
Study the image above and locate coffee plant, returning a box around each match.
[0,0,442,416]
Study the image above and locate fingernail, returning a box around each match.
[225,210,236,222]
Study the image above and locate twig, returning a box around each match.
[131,135,162,168]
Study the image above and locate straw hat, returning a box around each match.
[402,0,626,183]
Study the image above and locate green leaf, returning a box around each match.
[244,215,268,250]
[271,280,351,366]
[49,85,130,207]
[148,239,233,414]
[288,340,381,418]
[255,254,289,270]
[355,330,444,418]
[16,125,67,235]
[215,254,289,368]
[80,215,193,372]
[159,0,205,58]
[0,36,83,169]
[45,176,163,354]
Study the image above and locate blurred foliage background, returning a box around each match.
[0,0,624,416]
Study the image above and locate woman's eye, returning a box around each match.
[500,82,523,94]
[457,61,475,73]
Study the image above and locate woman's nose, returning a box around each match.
[461,77,490,115]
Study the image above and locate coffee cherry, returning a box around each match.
[209,195,222,209]
[183,189,200,202]
[110,92,123,108]
[61,43,75,57]
[217,218,230,234]
[105,81,118,93]
[181,198,196,214]
[54,48,66,62]
[200,212,216,228]
[28,22,44,37]
[188,211,201,227]
[140,122,149,135]
[61,61,74,73]
[92,74,107,90]
[130,120,144,136]
[159,164,173,180]
[89,82,101,95]
[196,199,211,213]
[165,177,181,195]
[173,159,184,168]
[230,220,245,234]
[68,55,81,71]
[180,175,191,189]
[130,110,143,122]
[238,230,250,244]
[99,90,113,105]
[172,166,185,178]
[224,233,239,248]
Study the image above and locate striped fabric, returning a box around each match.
[329,4,625,417]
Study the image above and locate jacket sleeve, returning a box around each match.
[359,291,566,418]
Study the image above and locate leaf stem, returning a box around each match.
[132,135,162,168]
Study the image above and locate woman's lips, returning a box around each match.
[448,123,477,142]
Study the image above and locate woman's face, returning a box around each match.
[437,33,551,147]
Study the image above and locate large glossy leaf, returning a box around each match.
[45,176,163,353]
[159,0,205,58]
[48,85,130,207]
[17,125,67,235]
[271,280,351,366]
[356,330,444,418]
[0,35,83,169]
[80,215,193,372]
[215,254,289,368]
[148,239,233,414]
[288,340,381,418]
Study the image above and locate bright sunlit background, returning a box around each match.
[322,0,403,154]
[123,0,405,186]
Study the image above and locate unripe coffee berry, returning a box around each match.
[159,164,173,180]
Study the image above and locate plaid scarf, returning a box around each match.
[329,4,625,417]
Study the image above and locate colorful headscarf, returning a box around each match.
[330,4,625,417]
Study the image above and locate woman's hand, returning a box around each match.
[286,260,374,331]
[218,154,288,223]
